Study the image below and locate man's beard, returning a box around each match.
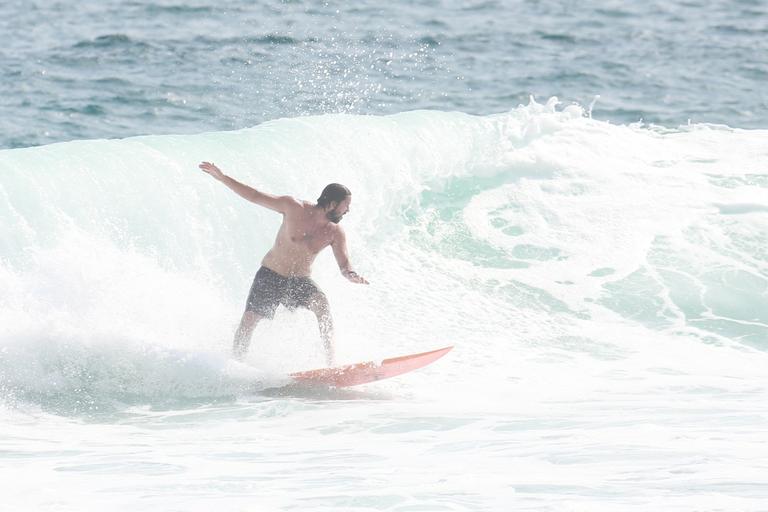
[326,210,343,224]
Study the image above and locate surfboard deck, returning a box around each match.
[290,346,453,387]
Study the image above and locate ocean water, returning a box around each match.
[3,0,768,149]
[2,2,768,511]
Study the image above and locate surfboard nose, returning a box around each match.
[290,345,454,387]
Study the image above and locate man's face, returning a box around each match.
[326,196,351,224]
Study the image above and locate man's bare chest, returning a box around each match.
[283,223,333,252]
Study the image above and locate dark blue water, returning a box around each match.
[1,0,767,149]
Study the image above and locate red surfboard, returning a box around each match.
[290,346,453,387]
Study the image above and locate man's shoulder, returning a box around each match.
[280,196,304,211]
[282,198,317,219]
[295,198,313,208]
[330,223,346,242]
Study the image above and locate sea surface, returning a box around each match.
[2,1,768,511]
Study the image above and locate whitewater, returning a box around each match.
[1,100,767,510]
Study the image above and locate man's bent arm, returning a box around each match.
[199,161,294,213]
[331,228,369,284]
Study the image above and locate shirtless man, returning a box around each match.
[199,161,368,364]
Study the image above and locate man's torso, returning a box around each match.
[261,200,337,277]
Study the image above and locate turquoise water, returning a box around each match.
[2,2,768,511]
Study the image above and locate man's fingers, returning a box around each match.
[345,273,368,284]
[199,162,220,175]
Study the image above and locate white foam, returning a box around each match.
[2,102,768,510]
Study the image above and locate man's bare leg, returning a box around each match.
[309,295,335,366]
[233,310,263,360]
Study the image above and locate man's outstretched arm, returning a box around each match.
[331,227,369,284]
[199,161,295,213]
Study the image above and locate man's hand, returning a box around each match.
[199,161,225,180]
[342,269,369,285]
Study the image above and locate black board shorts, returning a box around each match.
[245,266,325,319]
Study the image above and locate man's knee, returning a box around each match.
[308,293,330,317]
[240,310,262,328]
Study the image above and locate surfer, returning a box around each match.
[198,162,369,364]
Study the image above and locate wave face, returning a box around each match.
[1,101,768,411]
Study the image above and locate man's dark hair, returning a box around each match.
[317,183,351,208]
